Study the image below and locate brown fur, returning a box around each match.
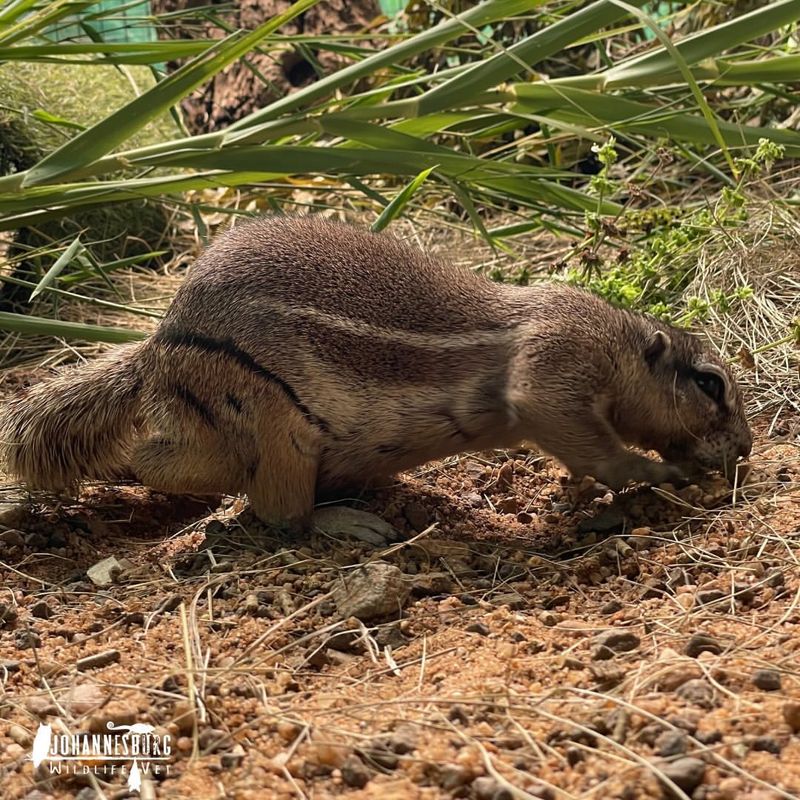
[0,216,752,526]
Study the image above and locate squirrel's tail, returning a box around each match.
[0,342,147,491]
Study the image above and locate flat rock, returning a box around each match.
[312,507,398,546]
[87,556,135,587]
[333,561,409,621]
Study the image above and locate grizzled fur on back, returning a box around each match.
[0,215,752,526]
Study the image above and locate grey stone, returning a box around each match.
[661,757,706,793]
[593,629,640,653]
[676,679,717,709]
[333,561,409,621]
[752,668,782,691]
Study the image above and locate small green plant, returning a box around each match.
[565,137,783,325]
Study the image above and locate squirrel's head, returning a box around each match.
[622,324,752,482]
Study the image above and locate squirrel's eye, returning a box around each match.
[694,371,725,404]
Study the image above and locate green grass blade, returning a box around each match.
[0,0,102,46]
[415,0,648,116]
[0,0,41,25]
[510,84,800,155]
[603,0,800,89]
[226,0,545,131]
[21,0,319,187]
[371,166,436,232]
[0,41,212,62]
[609,0,735,173]
[3,270,163,318]
[0,312,147,343]
[29,235,84,301]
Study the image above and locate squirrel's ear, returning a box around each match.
[644,330,671,366]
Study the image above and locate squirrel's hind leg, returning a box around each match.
[244,390,321,530]
[131,433,243,496]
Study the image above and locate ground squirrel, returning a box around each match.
[0,215,752,529]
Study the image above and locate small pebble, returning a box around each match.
[695,730,723,745]
[76,649,120,672]
[497,463,514,490]
[341,755,370,788]
[198,727,230,753]
[438,763,473,790]
[15,629,41,649]
[593,629,640,653]
[333,561,410,621]
[360,741,398,770]
[155,594,183,615]
[173,700,196,737]
[750,736,782,754]
[466,622,490,636]
[403,502,429,531]
[9,724,32,747]
[600,600,624,615]
[490,593,525,610]
[388,726,416,755]
[590,645,615,662]
[752,668,782,691]
[718,777,743,800]
[782,701,800,732]
[5,743,24,759]
[30,600,52,620]
[0,529,24,548]
[242,593,260,615]
[65,682,108,715]
[220,744,246,768]
[685,633,723,658]
[661,757,706,793]
[473,776,512,800]
[25,695,57,717]
[655,730,687,757]
[472,776,500,800]
[676,679,717,709]
[696,589,726,606]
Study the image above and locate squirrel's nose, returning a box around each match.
[737,433,753,459]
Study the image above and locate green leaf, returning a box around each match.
[608,0,735,174]
[21,0,320,186]
[31,109,86,131]
[371,166,436,232]
[415,0,649,116]
[603,0,800,89]
[0,312,147,343]
[509,84,800,156]
[226,0,548,132]
[29,236,84,301]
